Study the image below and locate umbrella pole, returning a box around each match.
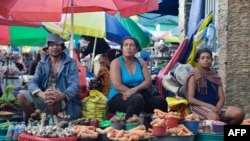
[69,0,74,58]
[90,37,97,72]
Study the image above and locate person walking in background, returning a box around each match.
[106,49,122,65]
[80,35,111,59]
[108,36,168,120]
[28,53,41,75]
[17,33,82,121]
[184,48,245,125]
[0,65,7,96]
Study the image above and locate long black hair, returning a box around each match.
[121,36,141,52]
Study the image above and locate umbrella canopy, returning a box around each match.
[0,0,158,22]
[61,12,130,45]
[0,15,41,27]
[61,12,150,49]
[115,13,150,49]
[157,27,179,43]
[0,24,69,46]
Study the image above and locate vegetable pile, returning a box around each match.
[0,85,19,112]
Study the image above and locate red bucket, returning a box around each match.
[152,126,167,136]
[165,117,179,128]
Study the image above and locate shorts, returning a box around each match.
[19,90,66,114]
[189,105,228,121]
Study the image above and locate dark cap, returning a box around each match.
[43,33,66,52]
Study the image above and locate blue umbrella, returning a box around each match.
[62,12,130,44]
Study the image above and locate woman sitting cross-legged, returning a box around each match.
[184,48,245,125]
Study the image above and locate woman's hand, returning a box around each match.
[122,88,137,100]
[207,104,219,113]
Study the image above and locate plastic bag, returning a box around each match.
[166,97,189,119]
[82,90,108,122]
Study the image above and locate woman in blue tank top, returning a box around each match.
[184,48,244,125]
[108,36,168,121]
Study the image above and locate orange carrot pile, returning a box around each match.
[150,118,166,127]
[96,125,152,141]
[152,109,180,119]
[71,125,98,138]
[167,124,193,136]
[184,114,200,121]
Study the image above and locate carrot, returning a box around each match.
[178,124,191,133]
[78,132,96,138]
[150,118,161,126]
[116,129,125,138]
[107,132,116,138]
[177,130,184,136]
[96,128,105,134]
[147,128,153,133]
[128,134,139,141]
[159,119,166,127]
[128,129,146,137]
[104,126,114,133]
[119,136,129,141]
[154,109,165,117]
[86,125,95,130]
[129,125,146,131]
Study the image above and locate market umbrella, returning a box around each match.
[115,13,150,49]
[60,12,150,71]
[62,12,150,49]
[0,24,69,46]
[0,15,41,27]
[0,0,159,22]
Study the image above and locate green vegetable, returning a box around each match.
[0,85,17,104]
[0,120,11,129]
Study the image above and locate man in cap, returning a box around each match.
[17,33,82,121]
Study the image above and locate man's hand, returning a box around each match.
[44,88,65,105]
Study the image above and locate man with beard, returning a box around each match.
[17,34,82,121]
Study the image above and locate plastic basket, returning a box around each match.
[153,135,195,141]
[165,117,179,128]
[0,135,6,140]
[18,133,77,141]
[184,121,199,134]
[0,128,7,136]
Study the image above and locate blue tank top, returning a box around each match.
[108,56,144,100]
[195,80,218,106]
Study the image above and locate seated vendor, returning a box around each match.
[17,34,82,121]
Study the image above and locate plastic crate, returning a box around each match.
[194,133,223,141]
[18,133,77,141]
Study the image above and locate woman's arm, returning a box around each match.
[110,59,130,94]
[132,58,151,92]
[187,75,218,111]
[216,85,225,110]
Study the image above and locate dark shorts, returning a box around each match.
[19,90,66,114]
